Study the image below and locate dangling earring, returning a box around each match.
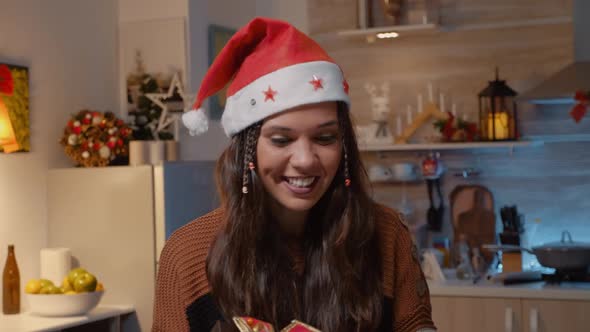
[343,143,351,187]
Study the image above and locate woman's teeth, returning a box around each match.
[286,177,315,188]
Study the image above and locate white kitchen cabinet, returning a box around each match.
[521,299,590,332]
[431,296,522,332]
[432,296,590,332]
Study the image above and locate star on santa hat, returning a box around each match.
[263,86,277,102]
[309,75,324,91]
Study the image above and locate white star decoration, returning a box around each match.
[145,72,194,140]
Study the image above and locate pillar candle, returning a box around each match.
[407,105,413,125]
[417,94,423,113]
[128,140,147,166]
[428,83,433,102]
[397,115,402,136]
[149,140,166,165]
[487,112,510,140]
[439,93,445,111]
[452,103,457,117]
[40,248,71,285]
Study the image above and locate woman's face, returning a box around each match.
[256,101,342,214]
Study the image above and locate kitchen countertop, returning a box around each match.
[0,305,135,332]
[428,279,590,301]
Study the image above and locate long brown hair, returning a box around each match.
[207,103,382,331]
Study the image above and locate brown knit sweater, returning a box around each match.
[152,205,435,332]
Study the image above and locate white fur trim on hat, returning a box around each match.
[221,61,350,137]
[182,108,209,136]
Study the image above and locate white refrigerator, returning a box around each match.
[47,161,219,331]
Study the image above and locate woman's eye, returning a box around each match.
[315,134,337,145]
[270,136,292,146]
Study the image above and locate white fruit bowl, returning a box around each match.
[26,291,104,317]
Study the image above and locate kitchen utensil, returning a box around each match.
[426,178,444,232]
[483,230,590,270]
[500,205,523,234]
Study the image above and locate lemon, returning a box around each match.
[39,284,62,294]
[25,279,42,294]
[39,279,54,288]
[61,276,74,292]
[67,268,88,285]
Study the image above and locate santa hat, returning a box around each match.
[182,17,350,137]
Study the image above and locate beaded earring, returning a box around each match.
[343,142,351,187]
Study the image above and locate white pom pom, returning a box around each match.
[182,108,209,136]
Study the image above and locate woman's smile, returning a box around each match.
[282,176,319,195]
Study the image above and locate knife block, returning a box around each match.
[502,252,522,273]
[500,232,520,246]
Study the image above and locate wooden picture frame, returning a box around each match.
[207,24,236,120]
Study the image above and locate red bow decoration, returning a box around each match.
[441,111,456,141]
[458,119,478,141]
[570,90,589,123]
[433,111,479,142]
[0,64,14,96]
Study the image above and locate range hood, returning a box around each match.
[520,0,590,104]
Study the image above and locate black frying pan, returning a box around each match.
[484,231,590,271]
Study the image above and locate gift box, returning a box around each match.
[226,317,321,332]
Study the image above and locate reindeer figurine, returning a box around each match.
[364,82,392,139]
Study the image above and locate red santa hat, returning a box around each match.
[182,17,351,137]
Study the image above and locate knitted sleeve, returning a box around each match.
[152,232,190,332]
[152,208,225,332]
[376,205,436,332]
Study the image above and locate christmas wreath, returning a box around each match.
[60,110,131,167]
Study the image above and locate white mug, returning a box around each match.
[391,162,417,181]
[368,164,392,182]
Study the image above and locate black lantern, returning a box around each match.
[478,68,518,141]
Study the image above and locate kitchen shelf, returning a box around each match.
[359,140,544,152]
[337,23,438,40]
[439,16,571,33]
[331,16,571,42]
[522,134,590,143]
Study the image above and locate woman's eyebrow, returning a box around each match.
[265,125,292,132]
[317,120,338,128]
[264,120,338,133]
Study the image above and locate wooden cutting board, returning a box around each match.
[451,185,496,263]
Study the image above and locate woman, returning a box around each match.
[153,17,436,332]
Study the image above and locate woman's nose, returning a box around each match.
[290,140,317,169]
